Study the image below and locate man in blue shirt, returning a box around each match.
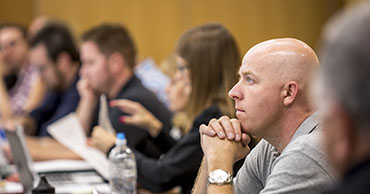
[20,22,80,136]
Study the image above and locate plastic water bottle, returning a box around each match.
[0,129,8,165]
[108,132,137,194]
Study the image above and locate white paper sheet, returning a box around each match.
[33,159,93,173]
[47,113,109,179]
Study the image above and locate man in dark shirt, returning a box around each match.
[77,24,172,158]
[317,2,370,194]
[20,23,80,136]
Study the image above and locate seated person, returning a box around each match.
[15,22,80,136]
[193,38,336,194]
[134,57,170,107]
[28,15,52,41]
[76,24,172,158]
[317,2,370,194]
[90,23,241,194]
[0,23,45,119]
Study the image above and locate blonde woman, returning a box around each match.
[91,23,240,194]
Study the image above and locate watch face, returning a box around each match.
[212,170,228,183]
[209,169,232,185]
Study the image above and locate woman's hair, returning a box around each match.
[176,23,241,119]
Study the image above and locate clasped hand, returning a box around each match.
[200,116,251,164]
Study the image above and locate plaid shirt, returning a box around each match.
[9,62,40,115]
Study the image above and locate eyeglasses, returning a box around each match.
[176,63,188,73]
[176,57,189,73]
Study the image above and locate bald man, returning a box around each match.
[192,38,335,194]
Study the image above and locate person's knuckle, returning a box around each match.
[219,115,230,121]
[199,124,206,132]
[208,118,218,126]
[230,118,238,123]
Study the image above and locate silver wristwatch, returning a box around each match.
[208,169,233,185]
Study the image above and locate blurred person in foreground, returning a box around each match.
[316,2,370,194]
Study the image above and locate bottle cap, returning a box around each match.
[0,129,6,140]
[32,175,55,194]
[116,132,127,145]
[117,132,126,140]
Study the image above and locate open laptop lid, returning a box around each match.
[5,125,110,194]
[5,125,39,193]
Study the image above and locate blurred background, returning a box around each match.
[0,0,363,64]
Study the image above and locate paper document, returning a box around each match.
[33,159,93,173]
[47,113,109,179]
[0,181,23,193]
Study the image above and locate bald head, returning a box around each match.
[244,38,319,86]
[243,38,318,106]
[237,38,319,112]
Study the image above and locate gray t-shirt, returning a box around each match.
[234,113,336,194]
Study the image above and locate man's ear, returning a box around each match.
[108,52,126,72]
[56,52,71,73]
[282,81,299,106]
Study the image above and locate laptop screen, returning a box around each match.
[5,125,38,193]
[5,125,110,194]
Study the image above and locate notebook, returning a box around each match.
[5,125,110,194]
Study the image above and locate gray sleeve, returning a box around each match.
[233,141,267,194]
[259,151,334,194]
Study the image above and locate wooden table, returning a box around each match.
[23,137,179,194]
[25,136,82,161]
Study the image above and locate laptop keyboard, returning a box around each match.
[42,171,105,186]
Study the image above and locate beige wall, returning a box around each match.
[1,0,344,63]
[0,0,33,26]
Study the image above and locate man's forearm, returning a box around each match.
[76,97,97,135]
[192,157,209,194]
[192,156,235,194]
[208,184,233,194]
[207,155,234,194]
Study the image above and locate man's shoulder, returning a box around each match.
[117,76,158,101]
[119,87,167,112]
[284,127,324,157]
[115,77,172,122]
[280,128,334,176]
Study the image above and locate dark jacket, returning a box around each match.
[93,75,173,158]
[135,105,222,194]
[321,159,370,194]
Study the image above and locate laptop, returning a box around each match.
[5,125,110,194]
